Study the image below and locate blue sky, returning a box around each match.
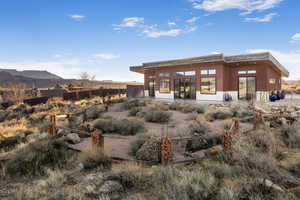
[0,0,299,81]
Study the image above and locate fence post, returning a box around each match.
[91,130,104,151]
[254,112,264,129]
[160,137,172,165]
[223,130,232,150]
[48,115,56,136]
[233,118,240,134]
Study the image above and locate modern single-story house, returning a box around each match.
[130,53,289,102]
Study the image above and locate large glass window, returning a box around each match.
[159,79,170,93]
[200,77,216,94]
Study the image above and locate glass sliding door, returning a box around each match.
[174,78,196,99]
[238,77,256,100]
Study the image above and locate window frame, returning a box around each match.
[200,77,217,95]
[159,78,171,93]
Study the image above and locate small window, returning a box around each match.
[159,79,170,93]
[201,69,216,75]
[238,70,256,74]
[201,70,208,75]
[208,69,216,75]
[185,71,196,76]
[247,70,256,74]
[159,72,170,77]
[176,72,185,76]
[200,77,216,94]
[269,79,276,84]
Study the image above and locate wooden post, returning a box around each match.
[254,112,264,129]
[223,130,232,150]
[233,118,240,134]
[160,137,172,165]
[48,115,56,136]
[91,130,104,151]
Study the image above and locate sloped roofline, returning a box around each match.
[130,52,289,77]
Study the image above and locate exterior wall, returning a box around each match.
[155,90,174,99]
[143,61,282,102]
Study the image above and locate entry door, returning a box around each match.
[238,77,256,100]
[148,80,155,97]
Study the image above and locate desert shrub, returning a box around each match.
[169,102,182,111]
[15,170,68,200]
[237,178,297,200]
[149,102,169,111]
[128,107,142,117]
[188,119,210,134]
[223,119,233,130]
[151,166,220,200]
[186,113,198,121]
[195,104,207,114]
[144,110,171,123]
[204,107,233,121]
[109,163,153,191]
[181,103,197,113]
[230,102,253,118]
[79,147,112,170]
[93,118,144,135]
[1,137,73,177]
[122,98,145,110]
[280,124,300,148]
[129,135,147,156]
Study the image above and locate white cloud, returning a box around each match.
[114,17,197,38]
[190,0,283,13]
[93,54,120,60]
[53,54,63,58]
[117,17,144,28]
[246,49,300,79]
[212,51,222,54]
[245,13,278,22]
[292,33,300,41]
[186,17,200,23]
[168,22,177,26]
[69,14,85,20]
[143,29,183,38]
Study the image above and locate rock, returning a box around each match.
[260,179,284,192]
[65,133,81,144]
[86,105,105,120]
[136,138,160,162]
[98,181,123,193]
[57,129,71,137]
[0,111,8,122]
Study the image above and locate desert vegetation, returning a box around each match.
[0,97,300,200]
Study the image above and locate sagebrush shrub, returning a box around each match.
[2,137,73,177]
[144,110,171,123]
[93,118,144,135]
[79,147,112,170]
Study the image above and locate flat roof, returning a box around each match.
[130,52,289,77]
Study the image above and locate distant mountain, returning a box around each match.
[0,69,62,80]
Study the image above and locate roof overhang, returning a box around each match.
[130,52,289,77]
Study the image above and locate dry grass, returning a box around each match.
[79,146,112,170]
[0,119,36,139]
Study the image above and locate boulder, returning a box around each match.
[98,180,123,193]
[57,129,71,137]
[65,133,81,144]
[0,111,8,122]
[136,138,160,162]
